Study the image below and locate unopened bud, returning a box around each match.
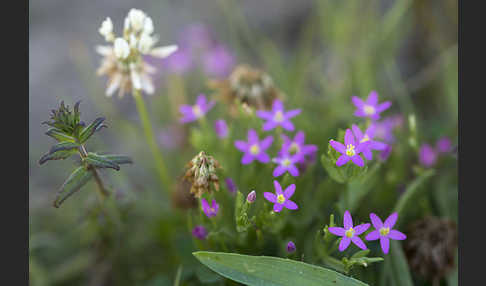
[246,190,256,203]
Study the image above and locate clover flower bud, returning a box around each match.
[114,38,130,59]
[99,17,114,41]
[246,190,256,203]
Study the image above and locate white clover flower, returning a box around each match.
[114,38,130,59]
[96,9,178,97]
[127,9,146,31]
[99,17,114,41]
[143,17,154,35]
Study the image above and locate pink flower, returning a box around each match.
[263,181,298,213]
[365,213,406,254]
[328,211,370,251]
[352,91,391,121]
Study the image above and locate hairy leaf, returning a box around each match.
[193,251,368,286]
[45,128,76,143]
[78,117,105,143]
[84,152,120,171]
[53,166,93,208]
[98,154,133,165]
[39,142,80,165]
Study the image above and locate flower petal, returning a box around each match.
[247,129,259,143]
[362,149,373,160]
[351,155,364,167]
[344,129,356,146]
[369,213,383,229]
[328,227,346,236]
[260,136,274,149]
[336,155,350,166]
[380,237,390,254]
[370,141,387,151]
[353,223,371,235]
[343,210,353,229]
[256,110,273,120]
[273,166,286,177]
[272,99,284,111]
[241,153,254,164]
[339,237,351,251]
[365,230,380,241]
[284,184,296,199]
[150,45,178,58]
[330,140,346,154]
[352,96,365,108]
[376,101,392,113]
[284,200,298,210]
[280,120,295,131]
[351,124,364,141]
[367,91,378,105]
[196,94,207,107]
[263,192,277,203]
[285,109,301,118]
[351,237,367,250]
[256,152,270,163]
[273,180,283,195]
[288,165,300,177]
[234,140,248,152]
[263,120,278,131]
[273,203,284,212]
[384,212,398,228]
[294,131,305,144]
[388,230,407,240]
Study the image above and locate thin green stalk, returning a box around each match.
[132,89,172,190]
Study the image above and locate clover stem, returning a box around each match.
[132,89,172,191]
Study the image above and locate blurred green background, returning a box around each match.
[29,0,457,285]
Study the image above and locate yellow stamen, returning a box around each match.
[282,158,291,167]
[289,142,300,154]
[274,111,284,122]
[250,144,260,155]
[192,105,202,117]
[364,105,375,115]
[277,194,285,204]
[345,227,355,238]
[360,135,370,143]
[346,144,356,156]
[380,227,390,236]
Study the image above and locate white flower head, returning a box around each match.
[143,16,154,35]
[127,9,146,32]
[99,17,114,42]
[114,38,130,59]
[129,34,138,48]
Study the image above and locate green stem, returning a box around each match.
[133,89,172,190]
[79,144,109,200]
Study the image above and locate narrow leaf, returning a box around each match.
[39,149,78,165]
[84,152,120,171]
[45,128,76,143]
[98,154,133,165]
[53,166,93,208]
[193,251,368,286]
[79,117,105,143]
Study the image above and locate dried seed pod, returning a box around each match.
[208,64,283,115]
[404,216,457,283]
[183,151,221,198]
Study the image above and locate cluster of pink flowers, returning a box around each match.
[419,137,453,167]
[329,91,400,167]
[328,211,406,254]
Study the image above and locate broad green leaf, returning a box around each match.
[53,166,93,208]
[193,251,368,286]
[98,154,133,165]
[84,152,120,171]
[45,128,76,143]
[78,117,105,143]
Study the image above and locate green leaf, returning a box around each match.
[78,117,105,143]
[53,166,93,208]
[193,251,368,286]
[39,142,80,165]
[84,152,120,171]
[381,241,413,286]
[98,154,133,165]
[45,128,76,143]
[321,153,346,183]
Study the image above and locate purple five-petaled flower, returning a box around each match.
[201,198,219,218]
[365,213,406,254]
[179,94,215,123]
[256,99,301,131]
[280,131,318,163]
[351,124,388,160]
[272,152,302,177]
[352,91,391,121]
[192,225,208,240]
[263,180,298,213]
[328,210,370,251]
[225,177,237,194]
[234,129,273,164]
[329,129,369,167]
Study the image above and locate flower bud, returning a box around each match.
[287,241,296,253]
[127,8,146,31]
[143,16,154,35]
[246,190,256,203]
[114,38,130,59]
[99,17,114,41]
[192,225,208,240]
[138,33,154,53]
